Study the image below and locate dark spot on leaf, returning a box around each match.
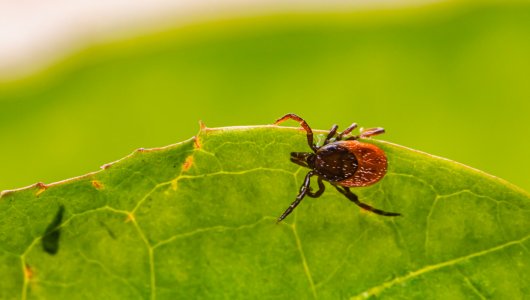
[42,205,64,255]
[99,221,116,240]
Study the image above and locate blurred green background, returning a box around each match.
[1,2,529,192]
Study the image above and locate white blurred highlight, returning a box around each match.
[0,0,439,81]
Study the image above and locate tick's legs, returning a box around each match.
[336,123,358,140]
[275,113,317,152]
[277,171,314,222]
[323,125,339,145]
[361,127,385,138]
[346,127,385,140]
[307,177,325,198]
[334,186,401,216]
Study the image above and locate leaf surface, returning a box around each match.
[1,126,529,299]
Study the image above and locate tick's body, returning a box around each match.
[312,141,387,186]
[275,113,400,222]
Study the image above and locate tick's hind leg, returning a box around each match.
[277,171,315,223]
[307,177,325,198]
[275,113,317,152]
[334,186,401,216]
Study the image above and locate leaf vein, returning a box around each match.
[78,251,143,299]
[152,217,275,249]
[457,267,487,300]
[349,233,530,299]
[291,223,317,299]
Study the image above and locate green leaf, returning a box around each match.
[1,125,529,299]
[3,3,530,194]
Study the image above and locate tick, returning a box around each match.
[274,113,401,222]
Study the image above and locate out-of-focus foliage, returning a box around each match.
[1,2,530,192]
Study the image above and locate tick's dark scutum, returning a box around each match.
[314,143,359,182]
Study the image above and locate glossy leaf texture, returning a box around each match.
[1,126,529,299]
